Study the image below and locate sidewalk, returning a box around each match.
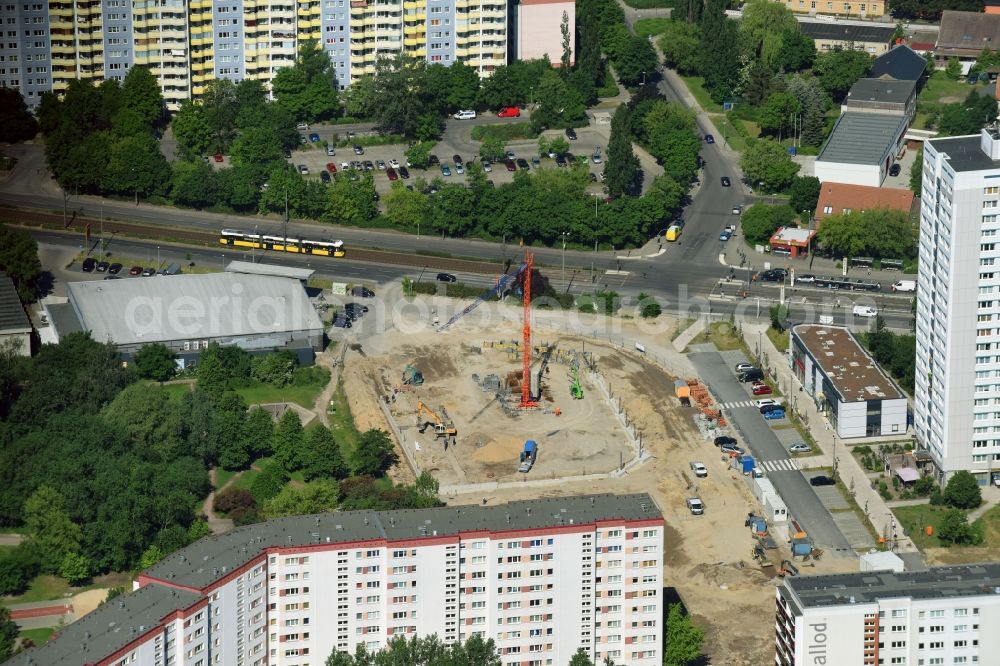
[741,320,922,558]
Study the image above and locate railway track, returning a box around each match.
[0,206,504,275]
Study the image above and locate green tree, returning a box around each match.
[742,204,795,245]
[774,30,816,72]
[479,136,506,161]
[937,509,979,545]
[138,544,165,570]
[261,479,340,519]
[301,424,349,481]
[658,21,702,75]
[169,159,218,209]
[0,225,42,301]
[0,547,39,596]
[323,170,378,225]
[342,75,376,118]
[405,141,434,169]
[758,92,801,139]
[568,648,595,666]
[699,0,741,102]
[23,485,83,574]
[0,88,38,142]
[101,383,185,462]
[245,407,276,459]
[945,56,962,79]
[353,429,399,476]
[119,65,164,132]
[739,0,799,69]
[251,352,297,387]
[201,78,240,150]
[664,603,705,666]
[274,408,305,472]
[605,104,639,199]
[385,183,430,229]
[813,47,872,101]
[614,36,658,88]
[0,607,17,662]
[741,139,800,192]
[637,293,662,319]
[786,74,830,147]
[60,551,93,585]
[910,147,923,196]
[943,471,983,509]
[132,343,177,382]
[187,518,212,543]
[272,40,341,122]
[249,462,290,505]
[816,209,915,259]
[103,133,170,199]
[530,69,586,131]
[788,176,821,216]
[938,90,1000,136]
[213,392,252,471]
[642,101,700,185]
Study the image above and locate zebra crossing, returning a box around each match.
[718,399,761,409]
[757,458,800,473]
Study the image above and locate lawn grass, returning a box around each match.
[326,379,362,465]
[634,18,671,40]
[214,467,237,490]
[1,573,124,606]
[893,504,967,550]
[707,321,742,350]
[19,627,55,646]
[918,70,982,105]
[470,122,539,142]
[231,457,273,492]
[235,381,325,409]
[766,327,788,352]
[623,0,674,7]
[678,75,722,113]
[597,64,620,98]
[158,381,194,401]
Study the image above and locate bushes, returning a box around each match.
[943,471,982,510]
[213,487,256,515]
[470,123,539,142]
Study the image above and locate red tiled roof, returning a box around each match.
[814,182,915,224]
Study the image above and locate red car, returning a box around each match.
[326,162,337,173]
[751,382,772,396]
[497,106,520,118]
[213,153,224,162]
[386,167,398,181]
[128,265,143,276]
[505,158,516,172]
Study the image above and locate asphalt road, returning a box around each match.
[688,350,855,554]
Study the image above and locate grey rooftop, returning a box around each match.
[798,21,895,44]
[929,134,1000,173]
[0,273,30,334]
[817,112,908,165]
[225,260,315,281]
[846,78,917,106]
[143,493,662,590]
[787,563,1000,609]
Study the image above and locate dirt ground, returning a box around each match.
[340,313,857,665]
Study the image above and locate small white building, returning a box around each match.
[814,112,909,187]
[0,273,31,356]
[790,324,908,439]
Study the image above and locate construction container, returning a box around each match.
[750,517,767,535]
[742,456,756,475]
[752,478,777,506]
[791,539,813,557]
[860,551,905,573]
[764,494,788,523]
[674,379,690,399]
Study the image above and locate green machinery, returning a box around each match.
[403,364,424,385]
[570,364,583,399]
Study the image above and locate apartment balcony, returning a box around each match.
[50,43,77,55]
[409,47,425,57]
[403,24,422,35]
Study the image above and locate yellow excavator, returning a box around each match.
[416,401,457,441]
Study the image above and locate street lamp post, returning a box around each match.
[561,232,569,282]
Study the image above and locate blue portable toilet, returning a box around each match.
[742,456,756,475]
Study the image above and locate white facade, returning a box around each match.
[14,495,662,666]
[775,564,1000,666]
[917,130,1000,483]
[813,160,884,187]
[515,0,575,65]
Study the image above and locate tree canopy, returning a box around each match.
[943,471,982,510]
[816,208,916,259]
[0,88,38,143]
[740,139,800,192]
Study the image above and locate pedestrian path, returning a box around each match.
[718,399,761,409]
[757,458,801,473]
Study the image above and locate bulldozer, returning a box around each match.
[416,401,457,443]
[403,364,424,385]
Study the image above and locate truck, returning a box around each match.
[891,280,916,293]
[518,440,537,473]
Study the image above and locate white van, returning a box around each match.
[892,280,916,293]
[853,305,878,318]
[453,110,477,120]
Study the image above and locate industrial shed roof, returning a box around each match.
[817,112,908,166]
[0,273,30,334]
[798,21,895,45]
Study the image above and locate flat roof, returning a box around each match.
[817,112,908,165]
[143,493,661,590]
[792,324,903,403]
[771,227,815,245]
[798,21,895,44]
[928,134,1000,173]
[225,260,315,281]
[0,273,30,334]
[65,272,324,347]
[846,78,917,106]
[7,583,203,666]
[786,563,1000,609]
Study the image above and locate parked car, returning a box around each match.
[353,145,365,155]
[398,166,410,179]
[720,176,731,187]
[751,382,772,395]
[108,263,123,275]
[389,159,400,169]
[455,163,464,174]
[453,154,463,166]
[129,265,143,276]
[326,162,337,173]
[296,122,309,131]
[81,257,97,272]
[732,205,742,215]
[497,106,520,117]
[213,152,224,163]
[331,316,353,329]
[516,158,529,170]
[96,260,110,272]
[375,159,386,170]
[735,362,755,373]
[326,145,336,156]
[436,273,457,282]
[297,164,309,175]
[754,398,780,408]
[810,475,835,486]
[705,134,715,144]
[757,268,787,282]
[720,443,745,456]
[505,159,517,172]
[762,409,786,420]
[453,109,476,120]
[363,160,374,171]
[589,172,598,183]
[714,436,737,447]
[531,155,540,167]
[299,135,307,144]
[386,167,399,180]
[739,369,764,383]
[428,154,440,165]
[555,154,568,167]
[719,229,732,242]
[344,302,369,314]
[789,443,812,453]
[565,128,577,140]
[505,150,516,159]
[889,163,901,177]
[796,274,816,283]
[141,267,156,276]
[759,404,784,414]
[689,462,708,478]
[320,170,331,183]
[441,164,452,176]
[592,152,602,164]
[686,498,704,515]
[309,133,320,143]
[482,160,493,172]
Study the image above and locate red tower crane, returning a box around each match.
[521,251,537,409]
